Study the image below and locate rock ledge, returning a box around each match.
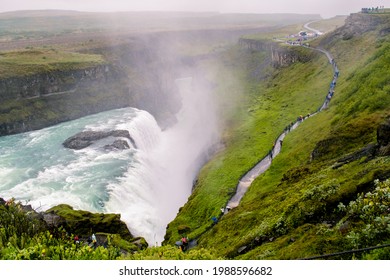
[63,129,137,150]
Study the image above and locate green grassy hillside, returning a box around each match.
[0,48,105,79]
[164,45,332,242]
[164,12,390,259]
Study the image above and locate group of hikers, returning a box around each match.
[269,111,312,160]
[73,233,98,248]
[361,6,386,13]
[324,59,339,106]
[327,80,336,100]
[176,236,189,251]
[327,90,335,101]
[263,43,340,178]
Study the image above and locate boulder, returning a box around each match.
[104,139,130,151]
[63,129,136,150]
[45,204,134,241]
[0,197,148,252]
[377,120,390,146]
[42,212,66,228]
[377,119,390,156]
[331,119,390,168]
[131,237,149,250]
[63,138,91,150]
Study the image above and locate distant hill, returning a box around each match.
[0,10,321,37]
[0,10,85,18]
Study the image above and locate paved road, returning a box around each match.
[304,21,323,35]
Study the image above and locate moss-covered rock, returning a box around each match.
[44,204,133,241]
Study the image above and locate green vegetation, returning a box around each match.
[244,16,347,45]
[0,11,322,136]
[310,16,348,33]
[45,204,133,240]
[165,13,390,259]
[0,48,105,78]
[0,199,219,260]
[164,42,332,244]
[237,178,390,260]
[244,23,304,40]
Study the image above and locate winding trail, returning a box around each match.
[183,22,340,249]
[224,22,339,213]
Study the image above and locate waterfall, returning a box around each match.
[104,110,164,245]
[0,76,220,246]
[111,76,220,245]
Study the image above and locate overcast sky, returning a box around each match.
[1,0,389,18]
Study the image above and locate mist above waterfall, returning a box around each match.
[153,76,220,240]
[99,75,220,245]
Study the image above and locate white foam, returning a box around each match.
[103,110,164,244]
[0,83,220,246]
[106,77,220,245]
[0,167,13,178]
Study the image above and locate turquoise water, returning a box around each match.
[0,77,220,245]
[0,107,163,243]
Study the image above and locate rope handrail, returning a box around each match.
[301,243,390,260]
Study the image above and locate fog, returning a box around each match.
[149,76,220,244]
[2,0,389,18]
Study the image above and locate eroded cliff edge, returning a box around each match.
[0,38,183,136]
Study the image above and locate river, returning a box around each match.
[0,77,219,245]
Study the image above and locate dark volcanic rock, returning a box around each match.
[333,143,377,169]
[63,138,92,150]
[377,120,390,147]
[104,139,130,151]
[42,212,66,228]
[63,129,136,150]
[332,119,390,169]
[377,119,390,156]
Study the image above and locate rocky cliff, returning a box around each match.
[0,62,131,136]
[0,38,184,136]
[0,197,148,252]
[239,38,316,68]
[343,12,388,34]
[320,11,390,43]
[0,64,113,101]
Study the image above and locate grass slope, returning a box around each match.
[164,13,390,259]
[164,44,332,244]
[0,48,105,79]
